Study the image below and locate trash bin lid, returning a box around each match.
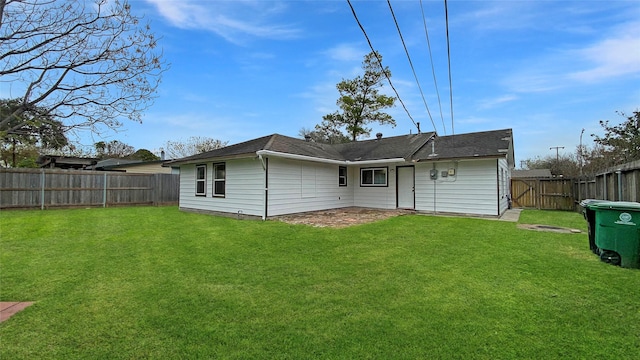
[580,199,609,208]
[589,201,640,211]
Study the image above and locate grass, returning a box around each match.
[1,207,639,359]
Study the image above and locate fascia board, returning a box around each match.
[255,150,406,166]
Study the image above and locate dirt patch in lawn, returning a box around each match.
[274,207,414,228]
[517,224,582,234]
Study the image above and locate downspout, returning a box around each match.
[496,159,500,216]
[432,163,437,214]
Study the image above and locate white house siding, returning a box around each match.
[267,157,354,216]
[178,158,265,217]
[353,161,405,209]
[498,158,511,214]
[415,159,500,216]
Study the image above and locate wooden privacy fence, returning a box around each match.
[511,178,575,210]
[0,168,179,209]
[582,160,639,202]
[511,160,640,211]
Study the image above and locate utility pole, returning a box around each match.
[579,129,585,176]
[550,146,564,162]
[550,146,564,177]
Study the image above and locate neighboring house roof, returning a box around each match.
[168,129,514,166]
[89,158,174,174]
[90,158,143,170]
[512,169,553,178]
[38,155,98,169]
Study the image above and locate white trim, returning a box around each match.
[360,167,388,187]
[255,150,405,166]
[195,164,207,196]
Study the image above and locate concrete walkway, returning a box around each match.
[499,208,522,222]
[0,302,34,322]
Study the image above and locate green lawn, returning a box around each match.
[1,207,638,359]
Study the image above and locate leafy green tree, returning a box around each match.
[318,51,396,141]
[129,149,159,161]
[1,98,68,167]
[0,0,166,138]
[0,143,39,168]
[592,110,640,164]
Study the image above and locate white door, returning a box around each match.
[397,166,414,209]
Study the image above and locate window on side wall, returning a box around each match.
[196,164,206,196]
[213,162,225,197]
[339,166,347,186]
[360,167,387,187]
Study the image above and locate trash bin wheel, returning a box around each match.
[600,250,621,266]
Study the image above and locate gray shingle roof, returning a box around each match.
[413,128,513,162]
[169,134,275,164]
[265,134,345,160]
[168,129,513,165]
[333,132,435,161]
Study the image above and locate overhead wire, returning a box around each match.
[419,0,447,135]
[346,0,419,133]
[386,0,437,134]
[444,0,454,135]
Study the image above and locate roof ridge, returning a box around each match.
[437,128,512,139]
[263,134,279,151]
[405,132,437,160]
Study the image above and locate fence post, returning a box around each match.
[153,174,159,206]
[40,169,45,210]
[103,172,107,208]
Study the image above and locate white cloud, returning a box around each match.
[144,0,301,44]
[453,2,541,32]
[503,21,640,94]
[323,44,365,62]
[568,22,640,82]
[477,94,519,110]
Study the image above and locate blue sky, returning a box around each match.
[89,1,639,164]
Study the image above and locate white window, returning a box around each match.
[195,164,206,196]
[360,167,387,187]
[339,166,347,186]
[213,163,225,197]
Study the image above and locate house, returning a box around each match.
[168,128,515,219]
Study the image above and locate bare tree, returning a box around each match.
[298,126,350,144]
[163,136,228,159]
[94,139,134,159]
[0,0,166,137]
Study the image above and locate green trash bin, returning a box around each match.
[590,201,640,269]
[580,199,608,255]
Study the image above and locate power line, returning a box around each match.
[346,0,419,133]
[419,0,447,135]
[444,0,454,135]
[386,0,437,134]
